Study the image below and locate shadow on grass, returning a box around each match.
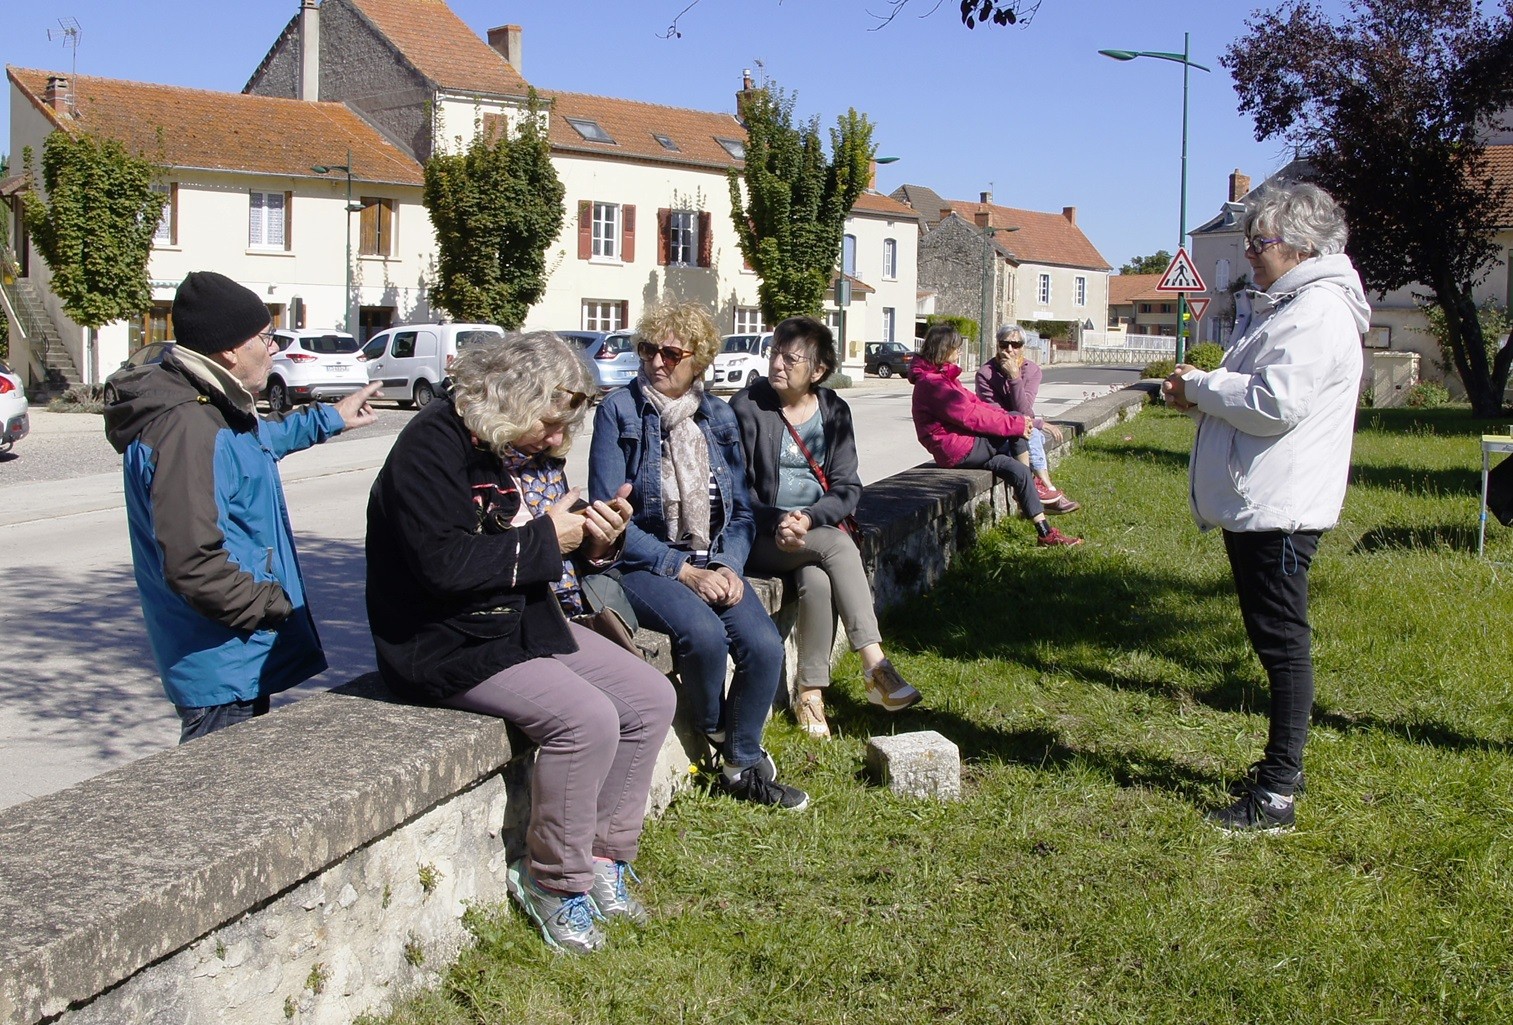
[1347,465,1482,497]
[1312,707,1512,755]
[1350,523,1482,554]
[1357,406,1511,439]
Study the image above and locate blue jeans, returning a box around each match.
[1027,427,1048,473]
[175,695,270,744]
[617,568,783,769]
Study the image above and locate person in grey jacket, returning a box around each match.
[1163,181,1369,833]
[730,317,921,739]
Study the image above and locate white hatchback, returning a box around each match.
[0,358,29,452]
[706,332,773,392]
[265,329,368,411]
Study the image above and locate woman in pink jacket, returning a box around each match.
[908,324,1082,547]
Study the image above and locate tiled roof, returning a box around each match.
[890,184,949,227]
[1484,144,1513,224]
[852,190,919,220]
[7,67,423,186]
[943,198,1111,271]
[1108,274,1165,305]
[542,92,746,171]
[345,0,530,97]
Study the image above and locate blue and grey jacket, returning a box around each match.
[588,379,755,577]
[104,348,343,708]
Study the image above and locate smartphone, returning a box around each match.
[568,498,591,513]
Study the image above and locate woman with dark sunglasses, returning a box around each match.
[589,301,809,811]
[729,316,921,739]
[367,332,676,954]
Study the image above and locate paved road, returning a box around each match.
[0,365,1139,809]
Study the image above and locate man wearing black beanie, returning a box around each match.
[104,271,383,742]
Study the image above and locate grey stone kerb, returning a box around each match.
[0,384,1155,1024]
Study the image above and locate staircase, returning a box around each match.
[0,245,79,395]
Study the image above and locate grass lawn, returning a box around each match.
[373,404,1513,1025]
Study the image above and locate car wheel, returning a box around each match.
[267,378,291,411]
[877,363,893,379]
[747,370,762,387]
[414,379,435,408]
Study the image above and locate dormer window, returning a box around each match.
[653,134,680,152]
[716,137,746,160]
[567,117,615,144]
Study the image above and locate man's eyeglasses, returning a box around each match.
[1245,235,1284,255]
[636,340,695,367]
[771,350,811,368]
[257,330,278,346]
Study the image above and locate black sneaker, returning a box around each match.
[1207,783,1295,834]
[717,765,810,811]
[705,734,778,782]
[1228,761,1305,797]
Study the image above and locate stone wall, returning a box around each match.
[0,386,1153,1025]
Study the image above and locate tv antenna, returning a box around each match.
[48,18,82,80]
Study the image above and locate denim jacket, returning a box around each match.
[588,380,755,577]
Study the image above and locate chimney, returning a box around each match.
[1062,206,1077,224]
[939,206,954,223]
[488,25,523,74]
[299,0,320,100]
[1229,168,1251,202]
[974,209,991,228]
[44,75,70,114]
[736,68,757,115]
[868,159,879,191]
[980,190,992,205]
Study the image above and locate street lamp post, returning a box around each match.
[1099,35,1210,364]
[311,149,361,333]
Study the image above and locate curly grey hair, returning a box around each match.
[1242,181,1349,259]
[449,331,596,458]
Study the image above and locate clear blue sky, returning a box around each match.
[2,0,1347,271]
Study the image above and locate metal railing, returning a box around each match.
[0,243,50,386]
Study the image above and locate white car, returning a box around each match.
[265,329,369,411]
[0,359,29,452]
[361,323,505,408]
[706,332,774,392]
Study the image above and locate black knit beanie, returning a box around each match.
[172,272,271,355]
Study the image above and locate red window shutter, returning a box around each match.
[578,201,592,260]
[698,211,713,268]
[657,208,671,266]
[284,190,294,251]
[622,205,636,263]
[618,300,629,330]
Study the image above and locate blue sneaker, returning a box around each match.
[506,860,606,954]
[589,860,648,925]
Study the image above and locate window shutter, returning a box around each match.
[381,199,393,256]
[360,200,377,256]
[698,211,713,268]
[657,208,671,266]
[284,191,294,251]
[622,205,636,263]
[165,183,178,245]
[618,300,629,330]
[578,201,592,260]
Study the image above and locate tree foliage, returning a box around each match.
[1223,0,1513,416]
[20,132,164,330]
[423,96,564,329]
[1119,250,1173,276]
[728,85,875,326]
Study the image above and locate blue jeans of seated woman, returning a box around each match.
[617,568,783,770]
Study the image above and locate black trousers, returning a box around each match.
[957,436,1043,518]
[1222,528,1321,794]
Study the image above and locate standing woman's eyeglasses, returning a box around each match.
[636,340,695,367]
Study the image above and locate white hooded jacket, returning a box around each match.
[1182,253,1370,533]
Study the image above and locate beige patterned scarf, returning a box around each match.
[640,372,712,550]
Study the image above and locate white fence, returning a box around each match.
[1079,332,1175,366]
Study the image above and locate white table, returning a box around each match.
[1479,434,1513,558]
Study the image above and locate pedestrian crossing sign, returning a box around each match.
[1156,247,1206,293]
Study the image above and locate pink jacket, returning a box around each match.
[908,357,1027,467]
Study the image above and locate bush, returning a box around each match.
[1404,380,1450,408]
[924,314,978,344]
[1141,358,1175,380]
[48,383,107,414]
[1184,342,1224,371]
[823,371,853,390]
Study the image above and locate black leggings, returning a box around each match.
[957,436,1043,518]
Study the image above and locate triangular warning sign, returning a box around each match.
[1156,247,1206,293]
[1185,297,1211,322]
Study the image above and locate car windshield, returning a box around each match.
[721,336,761,354]
[301,335,360,355]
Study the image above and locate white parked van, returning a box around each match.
[360,323,505,408]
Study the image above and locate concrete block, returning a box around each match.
[866,731,961,800]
